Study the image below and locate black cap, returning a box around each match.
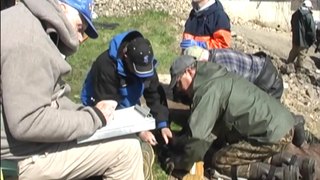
[126,37,155,78]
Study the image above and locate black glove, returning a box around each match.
[292,114,306,147]
[157,146,190,179]
[157,145,175,174]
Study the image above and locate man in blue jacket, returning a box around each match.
[81,30,172,180]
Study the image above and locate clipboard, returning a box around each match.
[77,105,155,144]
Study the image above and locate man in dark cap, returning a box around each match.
[81,30,173,180]
[1,0,144,179]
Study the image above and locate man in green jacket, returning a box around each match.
[166,55,316,179]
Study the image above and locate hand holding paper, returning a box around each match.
[139,130,158,146]
[77,105,155,144]
[95,100,118,122]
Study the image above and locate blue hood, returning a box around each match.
[108,30,144,76]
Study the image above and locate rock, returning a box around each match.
[280,63,296,74]
[283,82,289,89]
[306,87,315,99]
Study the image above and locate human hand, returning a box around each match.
[139,131,158,146]
[95,100,117,122]
[161,127,173,144]
[180,39,207,49]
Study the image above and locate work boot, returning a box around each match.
[292,114,306,147]
[304,130,320,144]
[271,152,315,180]
[141,142,154,180]
[248,162,300,180]
[292,114,319,145]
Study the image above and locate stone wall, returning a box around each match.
[94,0,190,19]
[94,0,320,31]
[93,0,191,28]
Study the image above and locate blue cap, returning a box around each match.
[60,0,98,39]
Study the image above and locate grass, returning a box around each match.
[65,10,181,179]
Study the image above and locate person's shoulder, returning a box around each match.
[147,70,160,82]
[92,49,116,73]
[95,50,114,66]
[210,0,227,12]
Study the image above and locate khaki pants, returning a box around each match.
[18,136,144,180]
[287,44,308,67]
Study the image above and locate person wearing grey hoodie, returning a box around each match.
[0,0,144,179]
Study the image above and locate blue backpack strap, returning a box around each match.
[81,70,95,106]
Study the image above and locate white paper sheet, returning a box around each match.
[77,106,155,144]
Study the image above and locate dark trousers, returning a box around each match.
[1,0,15,10]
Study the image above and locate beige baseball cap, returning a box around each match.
[183,46,206,60]
[169,55,196,89]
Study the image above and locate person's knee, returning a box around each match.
[122,139,142,159]
[124,138,141,149]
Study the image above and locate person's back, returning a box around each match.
[183,46,284,99]
[192,62,294,144]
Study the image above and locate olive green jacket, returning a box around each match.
[175,62,295,170]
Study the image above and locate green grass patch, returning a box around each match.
[65,10,181,179]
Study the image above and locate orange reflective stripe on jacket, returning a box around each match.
[182,29,231,49]
[210,29,231,49]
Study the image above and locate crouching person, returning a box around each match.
[164,55,317,180]
[80,30,172,180]
[1,0,143,179]
[183,46,284,100]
